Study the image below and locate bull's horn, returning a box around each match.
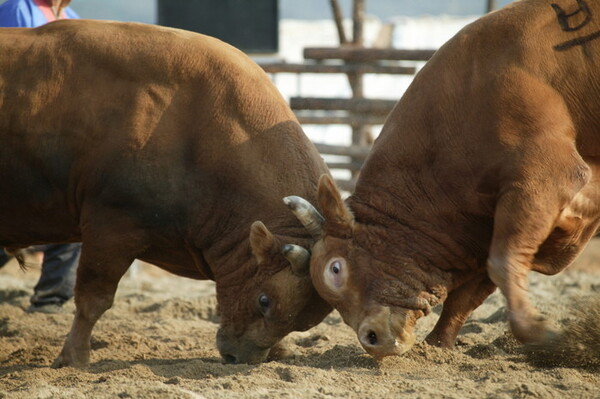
[282,244,310,276]
[283,196,324,238]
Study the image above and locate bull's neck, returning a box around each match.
[348,174,489,282]
[200,217,313,284]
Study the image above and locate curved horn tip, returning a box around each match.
[282,243,307,256]
[283,196,324,220]
[283,196,325,238]
[282,244,311,276]
[282,243,294,255]
[282,196,303,209]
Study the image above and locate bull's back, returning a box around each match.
[0,20,325,248]
[354,0,600,268]
[363,0,600,191]
[441,0,600,152]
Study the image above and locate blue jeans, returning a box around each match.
[0,243,80,306]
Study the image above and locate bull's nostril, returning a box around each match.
[222,353,237,364]
[367,331,378,346]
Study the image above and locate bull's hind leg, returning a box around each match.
[486,142,591,344]
[425,274,496,348]
[52,220,144,368]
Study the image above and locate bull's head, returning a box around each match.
[285,175,440,359]
[216,221,332,364]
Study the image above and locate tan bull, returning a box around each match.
[0,20,332,366]
[286,0,600,358]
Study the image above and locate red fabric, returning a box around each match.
[31,0,67,22]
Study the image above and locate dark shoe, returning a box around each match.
[26,303,65,314]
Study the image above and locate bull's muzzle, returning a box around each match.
[355,307,416,359]
[216,328,271,364]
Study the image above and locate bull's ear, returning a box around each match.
[249,221,278,265]
[317,174,354,237]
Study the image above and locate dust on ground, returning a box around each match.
[1,239,600,398]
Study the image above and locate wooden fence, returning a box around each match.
[259,0,496,191]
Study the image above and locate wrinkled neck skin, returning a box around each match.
[346,31,497,288]
[347,167,492,309]
[208,225,313,289]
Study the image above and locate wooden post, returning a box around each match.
[348,0,369,182]
[486,0,497,13]
[352,0,365,46]
[329,0,347,45]
[290,97,396,114]
[259,62,416,75]
[348,0,365,100]
[303,47,437,62]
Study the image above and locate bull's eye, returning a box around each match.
[331,261,341,274]
[258,294,270,311]
[325,258,346,290]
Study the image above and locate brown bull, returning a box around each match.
[0,19,332,366]
[286,0,600,358]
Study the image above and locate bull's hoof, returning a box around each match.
[424,333,456,349]
[51,355,67,369]
[510,315,560,345]
[540,325,561,343]
[51,350,90,368]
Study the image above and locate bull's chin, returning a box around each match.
[216,329,273,364]
[219,346,270,364]
[224,341,295,364]
[266,340,296,361]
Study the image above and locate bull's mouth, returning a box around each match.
[218,344,271,364]
[216,328,273,364]
[221,353,238,364]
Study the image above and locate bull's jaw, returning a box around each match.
[216,327,300,364]
[353,306,417,359]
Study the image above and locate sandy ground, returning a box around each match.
[1,239,599,399]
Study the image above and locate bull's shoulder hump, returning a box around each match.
[34,19,258,74]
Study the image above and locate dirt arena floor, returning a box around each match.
[1,238,600,398]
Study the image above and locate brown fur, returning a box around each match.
[299,0,600,358]
[0,20,332,366]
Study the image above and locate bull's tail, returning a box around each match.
[4,247,31,271]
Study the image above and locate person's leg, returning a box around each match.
[29,243,80,312]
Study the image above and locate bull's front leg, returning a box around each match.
[52,290,114,368]
[425,274,496,348]
[487,252,558,344]
[52,240,134,368]
[482,72,595,345]
[486,146,590,344]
